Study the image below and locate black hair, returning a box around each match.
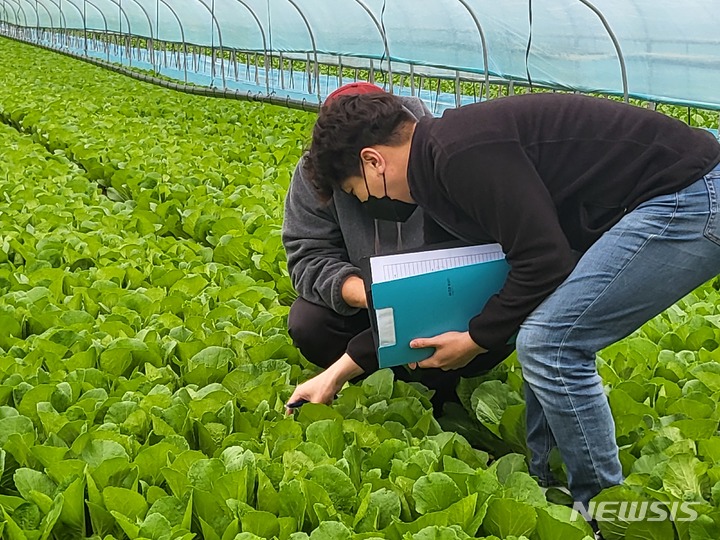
[304,93,415,200]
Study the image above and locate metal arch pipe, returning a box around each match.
[42,0,68,48]
[455,0,491,101]
[284,0,320,99]
[82,0,107,34]
[15,0,43,30]
[156,0,187,82]
[1,0,19,25]
[42,0,67,31]
[350,0,392,94]
[60,0,90,53]
[82,0,109,59]
[98,0,133,64]
[4,0,30,27]
[31,0,55,31]
[187,0,225,87]
[230,0,269,94]
[122,0,152,39]
[576,0,629,102]
[60,0,88,50]
[15,0,38,27]
[120,0,156,68]
[14,0,43,31]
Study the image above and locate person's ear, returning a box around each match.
[360,148,385,174]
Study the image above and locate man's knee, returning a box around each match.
[517,319,600,389]
[288,297,364,369]
[515,321,563,384]
[516,322,552,359]
[288,299,333,358]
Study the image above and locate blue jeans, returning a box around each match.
[517,163,720,505]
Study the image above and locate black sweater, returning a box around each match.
[407,93,720,350]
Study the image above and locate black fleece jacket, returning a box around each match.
[407,93,720,350]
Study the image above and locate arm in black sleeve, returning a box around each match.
[345,328,379,374]
[440,143,577,349]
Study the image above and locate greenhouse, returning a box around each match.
[0,1,719,539]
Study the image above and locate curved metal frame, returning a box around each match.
[576,0,629,102]
[189,0,225,87]
[61,0,93,53]
[351,0,393,94]
[59,0,85,31]
[1,0,20,26]
[31,0,54,31]
[82,0,107,34]
[99,0,134,66]
[42,0,68,49]
[19,0,40,31]
[285,0,319,99]
[16,0,38,27]
[455,0,491,101]
[42,0,67,30]
[4,0,29,27]
[156,0,187,83]
[54,0,86,50]
[231,0,269,93]
[82,0,109,59]
[121,0,155,67]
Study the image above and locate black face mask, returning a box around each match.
[360,162,417,222]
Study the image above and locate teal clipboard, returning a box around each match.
[370,257,510,368]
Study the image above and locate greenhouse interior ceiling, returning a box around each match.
[0,0,718,113]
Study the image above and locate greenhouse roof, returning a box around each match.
[1,0,718,108]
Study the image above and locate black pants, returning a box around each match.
[288,297,514,410]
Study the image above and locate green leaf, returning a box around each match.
[689,514,720,539]
[503,472,546,507]
[185,347,235,386]
[471,381,524,433]
[241,510,280,538]
[625,519,676,540]
[170,275,209,297]
[309,521,352,540]
[103,486,148,521]
[13,469,57,501]
[534,506,594,540]
[362,369,395,401]
[482,498,537,538]
[138,512,173,540]
[305,419,345,459]
[662,455,708,501]
[413,473,463,514]
[80,440,129,468]
[306,465,357,513]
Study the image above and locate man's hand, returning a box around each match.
[408,331,487,371]
[286,353,364,413]
[341,275,368,309]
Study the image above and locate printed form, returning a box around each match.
[370,243,505,283]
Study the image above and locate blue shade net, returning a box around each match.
[1,0,719,113]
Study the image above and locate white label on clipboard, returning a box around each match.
[376,308,397,347]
